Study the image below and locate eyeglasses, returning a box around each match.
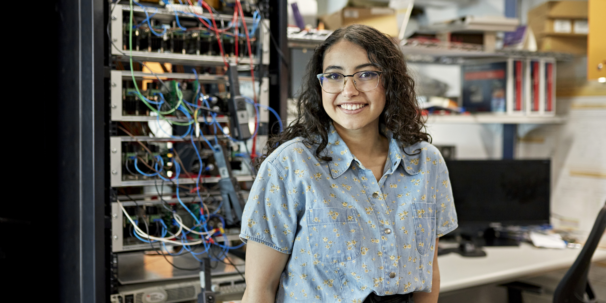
[316,71,383,94]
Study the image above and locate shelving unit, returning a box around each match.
[425,114,567,124]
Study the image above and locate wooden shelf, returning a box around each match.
[425,114,567,124]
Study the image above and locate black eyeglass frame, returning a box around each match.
[316,71,383,93]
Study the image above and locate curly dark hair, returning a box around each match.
[256,24,429,168]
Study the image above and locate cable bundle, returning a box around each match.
[117,0,282,264]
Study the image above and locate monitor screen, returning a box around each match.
[445,160,551,226]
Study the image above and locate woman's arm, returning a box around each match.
[241,241,290,303]
[413,239,440,303]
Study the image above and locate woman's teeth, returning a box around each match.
[340,104,365,110]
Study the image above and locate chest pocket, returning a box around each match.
[412,202,436,256]
[307,207,361,264]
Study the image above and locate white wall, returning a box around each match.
[427,123,503,159]
[287,0,319,27]
[543,96,606,243]
[316,0,348,16]
[408,63,461,97]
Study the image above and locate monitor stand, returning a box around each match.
[455,227,519,257]
[482,227,520,247]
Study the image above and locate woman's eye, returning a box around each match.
[360,72,376,79]
[327,73,341,80]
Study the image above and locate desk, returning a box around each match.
[439,243,606,292]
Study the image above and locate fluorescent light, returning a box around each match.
[599,77,606,83]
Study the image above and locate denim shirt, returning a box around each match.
[240,126,458,302]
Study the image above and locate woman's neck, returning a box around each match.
[332,121,388,160]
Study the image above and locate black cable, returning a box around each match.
[243,143,257,178]
[251,3,288,70]
[124,159,139,176]
[154,177,174,212]
[222,249,247,282]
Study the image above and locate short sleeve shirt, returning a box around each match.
[239,126,458,302]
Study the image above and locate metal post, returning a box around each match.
[503,124,516,159]
[267,0,290,135]
[57,0,107,301]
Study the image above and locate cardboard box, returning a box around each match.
[539,35,587,55]
[528,1,588,36]
[319,7,399,37]
[528,1,588,54]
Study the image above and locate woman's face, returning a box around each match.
[321,40,386,132]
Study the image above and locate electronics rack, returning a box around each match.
[110,3,270,65]
[109,1,270,301]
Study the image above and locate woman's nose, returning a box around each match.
[342,78,359,98]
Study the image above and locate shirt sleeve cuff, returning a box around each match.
[239,234,292,254]
[437,223,458,238]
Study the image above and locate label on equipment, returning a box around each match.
[219,167,230,179]
[237,111,248,122]
[142,291,166,303]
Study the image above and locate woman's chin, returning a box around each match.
[333,119,372,131]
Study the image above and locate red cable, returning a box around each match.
[236,0,258,158]
[200,0,229,68]
[234,16,239,64]
[185,0,237,34]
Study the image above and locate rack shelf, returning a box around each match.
[114,175,254,188]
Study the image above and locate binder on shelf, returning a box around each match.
[543,58,556,116]
[527,58,542,115]
[461,60,508,113]
[507,58,526,115]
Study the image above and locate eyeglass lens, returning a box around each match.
[319,71,380,93]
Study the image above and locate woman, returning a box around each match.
[239,24,458,303]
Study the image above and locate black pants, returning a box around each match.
[363,292,413,303]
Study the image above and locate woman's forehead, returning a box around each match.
[322,40,371,70]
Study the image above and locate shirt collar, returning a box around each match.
[325,124,421,179]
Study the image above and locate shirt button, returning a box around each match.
[389,272,396,279]
[372,192,379,198]
[385,228,392,234]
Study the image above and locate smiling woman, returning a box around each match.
[258,24,429,165]
[240,24,458,303]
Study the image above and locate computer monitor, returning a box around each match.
[445,160,551,228]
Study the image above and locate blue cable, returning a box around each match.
[133,1,168,37]
[173,160,201,224]
[161,0,187,31]
[132,219,169,243]
[188,122,210,224]
[133,157,158,177]
[250,100,283,132]
[155,104,192,139]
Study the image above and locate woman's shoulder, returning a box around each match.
[262,137,316,167]
[402,140,440,156]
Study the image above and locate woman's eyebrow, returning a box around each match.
[324,63,379,73]
[355,63,379,70]
[324,65,343,72]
